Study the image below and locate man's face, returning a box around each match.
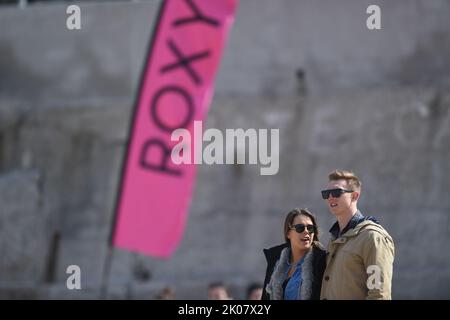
[323,179,356,216]
[208,287,230,300]
[248,288,263,300]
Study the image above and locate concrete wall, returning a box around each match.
[1,0,449,299]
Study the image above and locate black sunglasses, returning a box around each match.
[321,188,353,199]
[290,224,316,234]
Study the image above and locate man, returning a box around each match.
[246,282,263,300]
[207,282,233,300]
[320,170,395,300]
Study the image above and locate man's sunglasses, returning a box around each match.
[321,188,353,199]
[290,224,317,234]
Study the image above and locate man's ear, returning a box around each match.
[352,191,360,202]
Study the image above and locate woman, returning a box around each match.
[262,208,326,300]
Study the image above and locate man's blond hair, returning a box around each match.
[328,169,361,191]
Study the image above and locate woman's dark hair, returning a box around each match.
[283,208,320,244]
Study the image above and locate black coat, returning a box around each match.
[262,243,326,300]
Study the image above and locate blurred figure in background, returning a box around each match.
[207,281,233,300]
[262,208,326,300]
[154,286,175,299]
[246,282,263,300]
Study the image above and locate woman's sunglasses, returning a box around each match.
[290,224,316,234]
[321,188,353,199]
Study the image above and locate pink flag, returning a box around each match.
[112,0,238,258]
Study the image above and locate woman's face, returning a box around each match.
[287,215,315,251]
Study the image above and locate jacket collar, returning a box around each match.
[263,243,288,263]
[329,210,365,239]
[265,246,315,300]
[332,220,384,242]
[329,211,382,239]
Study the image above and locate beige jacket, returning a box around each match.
[320,220,395,300]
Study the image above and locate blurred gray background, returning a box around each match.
[1,0,449,299]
